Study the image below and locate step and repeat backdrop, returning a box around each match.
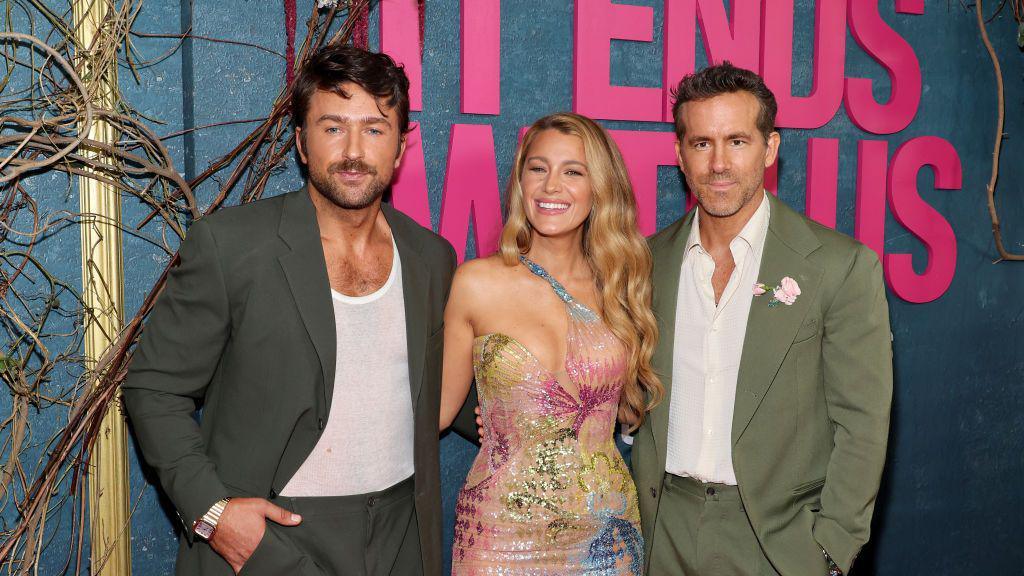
[5,0,1022,574]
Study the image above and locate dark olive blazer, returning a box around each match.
[632,193,893,575]
[123,189,456,576]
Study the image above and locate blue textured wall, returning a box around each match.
[2,5,87,574]
[5,1,1021,574]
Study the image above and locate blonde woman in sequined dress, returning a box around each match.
[439,113,663,575]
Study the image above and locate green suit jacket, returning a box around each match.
[123,189,457,576]
[632,193,893,575]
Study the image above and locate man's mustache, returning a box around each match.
[329,160,377,175]
[702,173,734,184]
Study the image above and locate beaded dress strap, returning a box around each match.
[519,255,599,322]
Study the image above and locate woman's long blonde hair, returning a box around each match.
[499,112,663,432]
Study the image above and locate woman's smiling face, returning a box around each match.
[519,129,594,240]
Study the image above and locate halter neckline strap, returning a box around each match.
[518,255,600,322]
[519,255,575,304]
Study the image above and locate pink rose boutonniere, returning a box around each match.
[753,276,801,307]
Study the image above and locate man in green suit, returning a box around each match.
[632,63,892,575]
[123,46,463,576]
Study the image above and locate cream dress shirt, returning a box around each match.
[665,192,770,485]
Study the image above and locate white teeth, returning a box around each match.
[538,202,569,210]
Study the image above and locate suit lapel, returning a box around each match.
[277,189,336,411]
[732,194,824,445]
[649,212,694,471]
[383,203,429,411]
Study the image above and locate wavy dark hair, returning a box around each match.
[291,44,410,133]
[671,61,778,141]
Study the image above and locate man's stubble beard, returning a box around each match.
[308,158,393,210]
[691,172,763,219]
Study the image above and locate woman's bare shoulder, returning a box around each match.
[453,254,517,284]
[449,254,520,308]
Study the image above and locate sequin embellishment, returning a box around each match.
[452,257,643,575]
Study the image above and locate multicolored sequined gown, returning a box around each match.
[452,257,643,576]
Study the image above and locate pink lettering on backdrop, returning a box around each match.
[461,0,500,115]
[894,0,927,12]
[765,160,778,196]
[390,123,432,229]
[844,0,924,134]
[854,140,889,259]
[380,0,423,110]
[438,124,503,262]
[608,130,679,235]
[805,138,840,228]
[662,0,762,121]
[574,0,661,122]
[761,0,848,129]
[885,136,961,303]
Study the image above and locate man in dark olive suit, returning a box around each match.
[124,46,464,576]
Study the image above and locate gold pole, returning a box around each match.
[73,0,132,574]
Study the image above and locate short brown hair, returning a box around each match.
[670,61,777,141]
[291,45,410,134]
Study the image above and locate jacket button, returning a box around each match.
[318,418,325,430]
[649,487,657,498]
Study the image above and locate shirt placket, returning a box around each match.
[696,249,718,478]
[698,242,748,480]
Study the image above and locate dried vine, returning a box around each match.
[1,0,377,572]
[975,0,1024,261]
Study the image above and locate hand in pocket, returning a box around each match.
[209,498,302,574]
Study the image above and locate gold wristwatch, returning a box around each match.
[193,498,231,541]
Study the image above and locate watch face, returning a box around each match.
[194,520,215,540]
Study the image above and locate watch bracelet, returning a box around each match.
[200,497,231,529]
